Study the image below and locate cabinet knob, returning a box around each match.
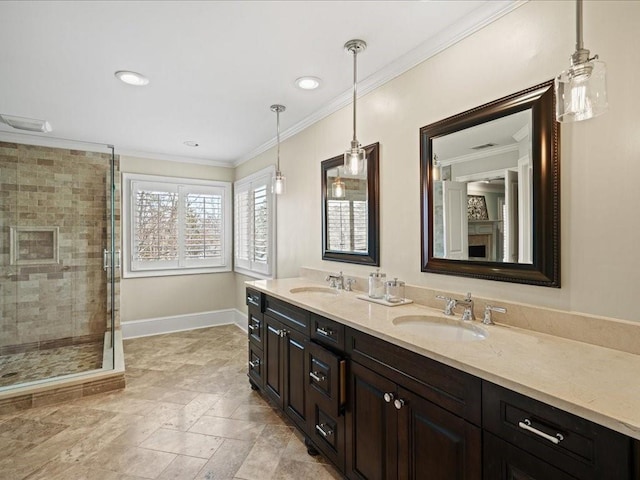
[248,359,260,369]
[279,329,288,338]
[393,398,405,410]
[383,392,395,403]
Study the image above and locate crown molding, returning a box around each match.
[233,0,527,167]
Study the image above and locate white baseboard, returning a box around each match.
[122,309,247,339]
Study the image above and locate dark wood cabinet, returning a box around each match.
[346,360,481,480]
[483,382,636,480]
[247,289,639,480]
[263,314,308,432]
[397,386,481,480]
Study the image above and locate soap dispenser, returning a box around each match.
[368,269,386,299]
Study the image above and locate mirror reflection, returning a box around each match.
[432,110,533,264]
[322,142,379,266]
[325,165,368,253]
[420,80,560,287]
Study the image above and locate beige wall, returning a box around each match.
[237,1,640,322]
[119,155,236,322]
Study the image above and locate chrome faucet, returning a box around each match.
[457,292,476,321]
[436,295,457,315]
[436,292,475,320]
[325,271,344,290]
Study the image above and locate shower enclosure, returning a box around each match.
[0,136,119,396]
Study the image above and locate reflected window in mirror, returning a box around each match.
[420,81,559,287]
[322,143,379,266]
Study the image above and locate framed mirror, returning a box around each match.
[420,81,560,287]
[322,142,380,266]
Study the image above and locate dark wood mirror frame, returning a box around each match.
[322,142,380,266]
[420,81,560,287]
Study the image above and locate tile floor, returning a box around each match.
[0,342,103,388]
[0,325,343,479]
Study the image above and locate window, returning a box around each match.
[122,173,231,278]
[327,199,368,252]
[234,166,275,278]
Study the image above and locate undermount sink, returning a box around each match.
[289,286,339,296]
[392,315,487,342]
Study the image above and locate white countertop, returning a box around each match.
[247,277,640,441]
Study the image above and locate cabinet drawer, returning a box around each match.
[306,341,346,416]
[248,305,263,347]
[309,403,345,470]
[264,296,310,335]
[246,288,263,310]
[346,327,481,424]
[483,382,633,480]
[248,343,264,389]
[310,313,345,350]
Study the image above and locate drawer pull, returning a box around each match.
[309,371,326,383]
[248,324,259,331]
[518,419,564,445]
[316,423,334,438]
[249,359,260,369]
[316,327,334,337]
[383,392,395,403]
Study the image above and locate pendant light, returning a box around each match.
[344,39,367,175]
[555,0,608,122]
[332,167,346,198]
[270,104,286,195]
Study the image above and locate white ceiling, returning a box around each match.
[0,1,521,166]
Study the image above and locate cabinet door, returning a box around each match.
[283,327,308,431]
[346,361,398,480]
[397,387,481,480]
[484,433,580,480]
[264,314,284,408]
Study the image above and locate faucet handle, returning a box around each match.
[483,304,507,325]
[465,292,472,301]
[344,278,355,292]
[436,295,456,315]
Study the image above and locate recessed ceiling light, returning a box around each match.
[114,70,150,86]
[183,141,199,147]
[295,76,321,90]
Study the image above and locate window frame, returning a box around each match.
[233,165,276,279]
[122,172,232,278]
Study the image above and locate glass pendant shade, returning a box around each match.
[274,171,286,195]
[556,59,608,122]
[332,177,345,198]
[345,141,366,175]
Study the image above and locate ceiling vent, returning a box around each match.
[0,114,52,133]
[470,142,497,150]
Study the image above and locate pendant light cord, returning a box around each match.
[352,49,358,144]
[276,108,281,171]
[575,0,583,51]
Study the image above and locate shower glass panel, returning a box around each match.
[0,136,117,391]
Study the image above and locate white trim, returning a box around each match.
[122,172,232,278]
[121,309,247,339]
[439,144,519,167]
[456,168,510,183]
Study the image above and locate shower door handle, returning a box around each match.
[103,249,121,270]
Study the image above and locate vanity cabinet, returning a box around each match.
[483,382,636,480]
[246,289,639,480]
[263,312,308,432]
[346,328,481,480]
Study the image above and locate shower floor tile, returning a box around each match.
[0,342,103,387]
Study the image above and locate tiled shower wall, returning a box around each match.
[0,141,120,350]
